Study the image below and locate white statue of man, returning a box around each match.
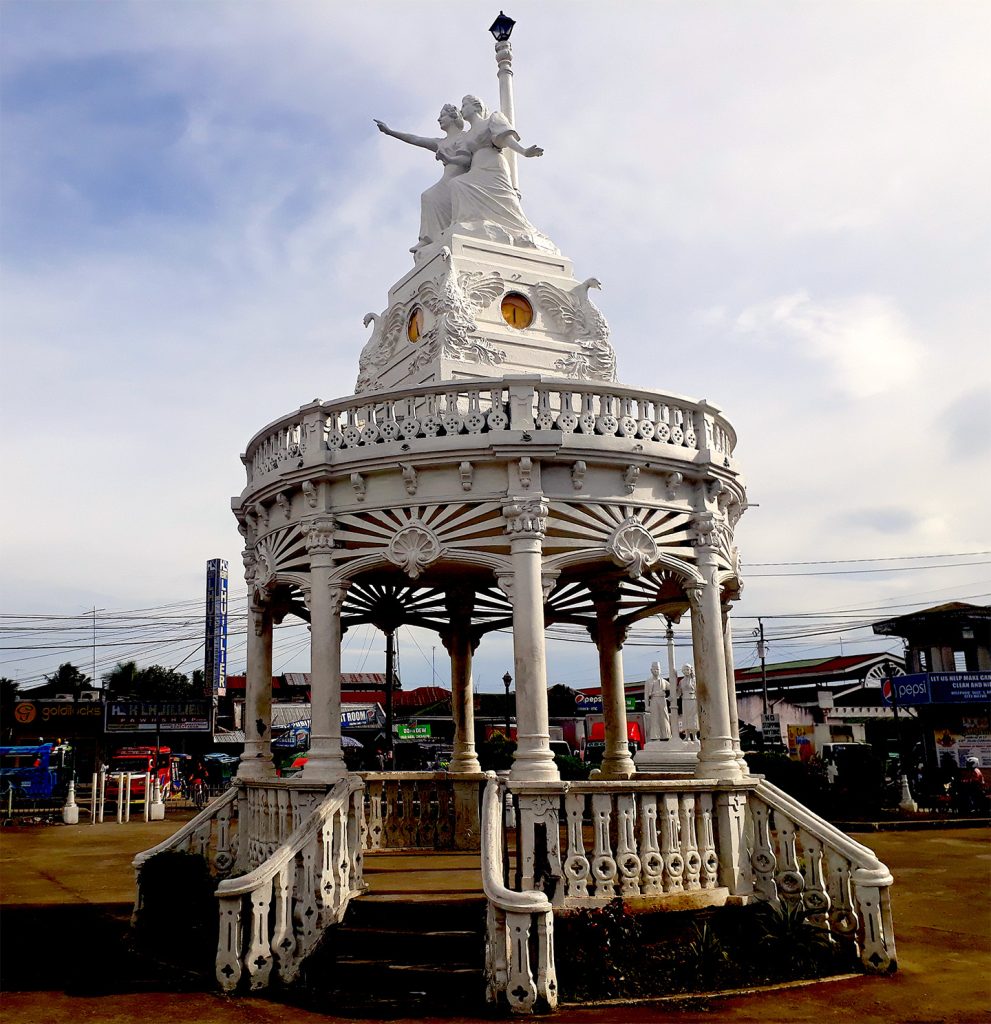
[645,661,671,742]
[679,663,699,740]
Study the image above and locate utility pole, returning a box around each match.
[385,630,395,759]
[754,619,769,714]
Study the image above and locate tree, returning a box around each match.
[103,661,139,699]
[0,677,19,741]
[133,665,195,701]
[39,662,91,697]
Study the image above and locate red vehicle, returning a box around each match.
[105,746,172,800]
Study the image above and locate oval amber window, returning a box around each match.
[501,293,533,330]
[407,306,424,343]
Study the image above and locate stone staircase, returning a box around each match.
[293,893,487,1016]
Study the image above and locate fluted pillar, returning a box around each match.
[240,596,275,780]
[445,589,481,774]
[591,582,636,779]
[689,543,741,780]
[503,498,558,783]
[301,519,348,783]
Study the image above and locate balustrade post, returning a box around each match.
[590,582,636,779]
[688,536,741,781]
[505,374,538,431]
[503,498,558,783]
[302,519,349,783]
[716,788,753,896]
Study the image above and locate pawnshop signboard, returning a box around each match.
[105,700,212,733]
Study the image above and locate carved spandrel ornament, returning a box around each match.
[607,516,658,579]
[386,520,443,579]
[406,250,507,373]
[503,497,549,537]
[534,278,617,382]
[355,305,406,393]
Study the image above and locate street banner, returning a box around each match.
[883,671,991,707]
[204,558,229,697]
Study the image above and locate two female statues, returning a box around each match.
[375,95,556,259]
[645,662,700,744]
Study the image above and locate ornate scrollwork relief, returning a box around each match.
[571,460,587,491]
[350,472,366,502]
[253,502,269,530]
[459,461,474,492]
[301,480,318,508]
[535,278,616,382]
[275,492,291,520]
[386,520,442,579]
[665,472,684,501]
[606,516,659,578]
[518,456,533,490]
[503,497,549,537]
[623,465,640,494]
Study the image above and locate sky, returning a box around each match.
[2,0,989,694]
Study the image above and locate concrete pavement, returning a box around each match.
[1,816,988,1022]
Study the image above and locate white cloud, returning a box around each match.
[733,290,924,398]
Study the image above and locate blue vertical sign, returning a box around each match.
[204,559,229,697]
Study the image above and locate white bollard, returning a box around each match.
[143,772,151,822]
[898,774,918,813]
[150,774,166,821]
[116,774,124,824]
[98,769,106,823]
[62,778,80,825]
[90,773,98,825]
[124,773,132,823]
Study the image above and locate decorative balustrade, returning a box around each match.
[361,771,484,852]
[243,377,736,485]
[132,785,238,917]
[215,775,365,992]
[559,780,730,902]
[482,773,557,1015]
[748,778,896,973]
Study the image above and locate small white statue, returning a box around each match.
[374,105,471,258]
[679,663,699,739]
[645,661,672,742]
[448,95,557,252]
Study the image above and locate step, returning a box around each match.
[331,924,481,962]
[344,892,487,932]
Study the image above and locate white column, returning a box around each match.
[722,602,748,771]
[239,597,275,780]
[591,583,636,779]
[302,520,348,783]
[445,590,481,774]
[689,545,741,781]
[504,499,558,783]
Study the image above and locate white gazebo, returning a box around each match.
[135,15,896,1013]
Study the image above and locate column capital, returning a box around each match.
[503,496,549,538]
[301,516,337,558]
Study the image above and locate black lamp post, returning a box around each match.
[502,671,513,737]
[489,10,515,41]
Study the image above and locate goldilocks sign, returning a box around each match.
[12,700,104,735]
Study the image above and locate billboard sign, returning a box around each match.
[882,671,991,707]
[105,700,212,733]
[397,723,433,741]
[342,706,381,727]
[576,693,603,712]
[204,558,229,697]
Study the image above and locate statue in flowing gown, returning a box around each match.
[448,95,557,253]
[374,104,471,258]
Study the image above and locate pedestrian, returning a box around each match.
[957,756,986,815]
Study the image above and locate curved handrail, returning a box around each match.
[132,785,238,870]
[242,374,737,469]
[754,778,892,883]
[216,775,361,899]
[480,771,551,914]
